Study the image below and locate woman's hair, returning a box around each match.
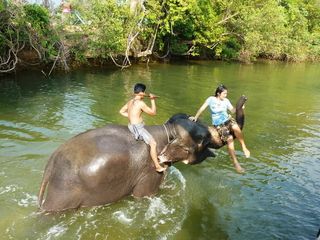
[134,83,146,93]
[214,84,227,97]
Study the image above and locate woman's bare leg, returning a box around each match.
[227,137,244,173]
[231,124,250,158]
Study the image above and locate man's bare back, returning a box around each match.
[120,92,157,123]
[127,99,144,124]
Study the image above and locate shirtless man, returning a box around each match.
[119,83,166,172]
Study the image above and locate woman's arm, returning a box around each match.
[189,101,209,122]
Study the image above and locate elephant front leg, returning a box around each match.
[132,172,165,198]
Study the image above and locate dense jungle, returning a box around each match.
[1,0,320,75]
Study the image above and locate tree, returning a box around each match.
[0,2,62,73]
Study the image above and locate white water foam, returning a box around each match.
[0,184,20,195]
[145,197,172,220]
[113,210,134,224]
[163,166,186,191]
[17,193,38,207]
[44,224,67,239]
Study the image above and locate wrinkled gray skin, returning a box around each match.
[38,96,247,212]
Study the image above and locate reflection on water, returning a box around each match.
[0,62,320,239]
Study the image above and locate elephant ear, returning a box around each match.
[196,131,212,150]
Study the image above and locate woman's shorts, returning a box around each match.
[214,118,237,143]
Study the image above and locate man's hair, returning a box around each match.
[214,84,227,97]
[134,83,146,94]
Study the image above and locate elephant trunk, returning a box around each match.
[235,95,247,130]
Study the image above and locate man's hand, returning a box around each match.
[149,93,157,99]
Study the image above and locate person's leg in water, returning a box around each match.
[149,139,166,172]
[226,136,244,173]
[231,123,250,158]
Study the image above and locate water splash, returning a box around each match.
[145,197,171,220]
[44,224,67,239]
[113,211,134,224]
[0,184,20,195]
[17,193,38,207]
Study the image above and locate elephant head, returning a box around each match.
[158,96,247,165]
[158,114,215,165]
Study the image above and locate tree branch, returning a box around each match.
[216,12,239,25]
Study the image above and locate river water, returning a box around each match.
[0,61,319,240]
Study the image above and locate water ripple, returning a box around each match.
[0,120,53,142]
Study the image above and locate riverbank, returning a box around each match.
[4,50,318,78]
[2,1,320,75]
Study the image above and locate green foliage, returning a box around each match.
[3,0,320,72]
[304,0,320,32]
[0,1,71,74]
[282,2,308,61]
[23,4,50,27]
[230,0,287,61]
[220,38,241,60]
[73,0,129,58]
[49,0,320,63]
[22,4,59,59]
[148,0,224,56]
[230,0,320,62]
[0,10,6,50]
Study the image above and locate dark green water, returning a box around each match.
[0,61,319,240]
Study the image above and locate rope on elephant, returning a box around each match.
[163,123,177,144]
[163,124,170,143]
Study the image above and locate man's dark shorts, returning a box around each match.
[128,123,154,145]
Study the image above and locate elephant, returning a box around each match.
[38,96,247,212]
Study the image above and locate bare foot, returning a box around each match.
[234,163,245,173]
[156,166,166,173]
[243,147,250,158]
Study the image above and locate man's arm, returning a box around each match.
[141,96,156,116]
[119,102,129,117]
